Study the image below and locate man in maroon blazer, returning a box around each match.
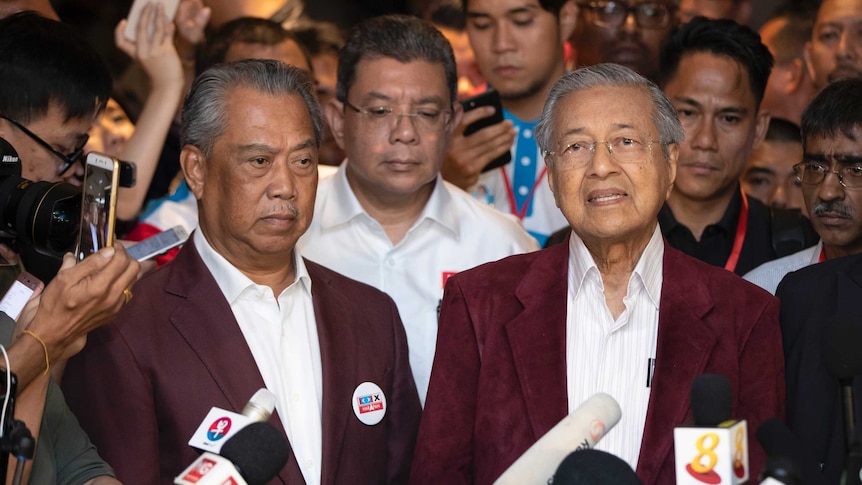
[62,60,421,485]
[410,64,784,485]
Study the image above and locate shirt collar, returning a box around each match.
[567,225,664,309]
[194,229,312,304]
[318,163,459,239]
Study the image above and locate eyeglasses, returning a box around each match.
[343,100,451,132]
[793,160,862,188]
[0,114,88,176]
[578,1,676,29]
[544,136,661,169]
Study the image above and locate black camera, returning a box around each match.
[0,137,81,257]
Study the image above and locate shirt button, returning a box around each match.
[523,129,532,138]
[305,459,314,469]
[387,258,396,266]
[520,156,531,166]
[518,186,529,196]
[291,393,300,402]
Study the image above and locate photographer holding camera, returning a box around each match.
[0,11,140,485]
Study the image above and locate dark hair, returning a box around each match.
[0,11,111,124]
[431,3,466,30]
[182,59,324,158]
[290,20,345,57]
[801,77,862,150]
[764,117,802,144]
[658,16,774,107]
[336,15,457,104]
[196,17,313,76]
[462,0,570,16]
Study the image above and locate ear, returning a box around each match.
[180,145,207,200]
[752,109,771,150]
[324,99,347,150]
[545,156,562,209]
[448,101,464,138]
[665,143,679,201]
[558,0,577,43]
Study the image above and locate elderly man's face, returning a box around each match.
[664,52,769,204]
[328,58,456,200]
[183,87,318,264]
[802,128,862,255]
[571,0,677,82]
[546,85,677,245]
[805,0,862,90]
[466,0,573,102]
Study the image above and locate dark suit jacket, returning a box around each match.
[62,238,422,485]
[777,253,862,485]
[410,236,784,485]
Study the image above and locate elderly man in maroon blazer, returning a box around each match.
[410,63,784,485]
[62,60,421,485]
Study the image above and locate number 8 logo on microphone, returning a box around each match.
[686,432,721,484]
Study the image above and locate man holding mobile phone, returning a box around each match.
[441,0,575,246]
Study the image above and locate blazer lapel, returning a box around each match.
[165,239,300,484]
[307,261,358,485]
[637,246,718,484]
[505,238,570,439]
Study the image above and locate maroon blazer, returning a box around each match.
[63,238,421,485]
[410,236,784,485]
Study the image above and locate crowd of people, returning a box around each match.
[0,0,861,484]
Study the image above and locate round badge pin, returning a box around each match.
[352,381,386,426]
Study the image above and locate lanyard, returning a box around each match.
[723,189,749,273]
[500,166,548,221]
[818,247,826,263]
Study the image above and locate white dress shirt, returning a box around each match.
[743,240,822,294]
[296,164,539,405]
[566,225,664,470]
[195,230,323,485]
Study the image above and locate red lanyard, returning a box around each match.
[818,247,826,263]
[500,166,548,221]
[723,190,749,273]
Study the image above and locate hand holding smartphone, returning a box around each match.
[124,0,181,41]
[460,90,512,173]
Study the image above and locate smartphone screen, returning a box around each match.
[0,271,41,320]
[124,0,181,41]
[126,225,190,262]
[75,153,119,262]
[460,90,512,172]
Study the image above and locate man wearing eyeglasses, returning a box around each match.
[746,78,862,296]
[772,77,862,485]
[296,15,538,407]
[412,63,783,485]
[570,0,678,82]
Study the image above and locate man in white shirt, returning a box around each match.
[64,60,421,485]
[411,63,784,485]
[745,77,862,294]
[296,15,538,406]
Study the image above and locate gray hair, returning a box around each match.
[181,59,324,158]
[535,63,684,162]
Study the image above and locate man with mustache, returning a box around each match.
[63,60,422,484]
[804,0,862,91]
[774,77,862,484]
[657,17,816,276]
[570,0,679,83]
[746,78,862,294]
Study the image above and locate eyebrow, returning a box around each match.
[804,152,862,165]
[673,96,748,115]
[361,92,446,106]
[558,123,642,139]
[236,138,317,154]
[745,166,776,176]
[467,4,539,19]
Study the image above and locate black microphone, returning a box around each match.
[822,315,862,485]
[756,418,807,485]
[550,448,641,485]
[691,373,732,426]
[220,422,290,485]
[175,422,289,485]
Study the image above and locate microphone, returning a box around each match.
[551,448,641,485]
[755,418,806,485]
[493,392,622,485]
[188,389,277,454]
[175,422,290,485]
[674,374,749,485]
[822,316,862,485]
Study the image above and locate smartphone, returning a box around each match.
[460,90,512,173]
[126,225,190,262]
[0,271,42,320]
[75,152,120,262]
[124,0,181,41]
